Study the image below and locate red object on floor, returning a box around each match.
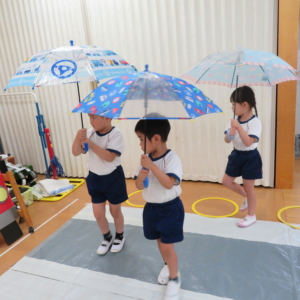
[44,128,58,179]
[0,171,14,214]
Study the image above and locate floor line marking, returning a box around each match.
[0,198,79,257]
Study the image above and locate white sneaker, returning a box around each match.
[97,239,113,255]
[164,273,181,300]
[111,237,125,253]
[240,198,248,211]
[158,264,169,285]
[237,215,256,228]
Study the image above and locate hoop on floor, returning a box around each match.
[277,206,300,230]
[192,197,239,218]
[126,190,144,208]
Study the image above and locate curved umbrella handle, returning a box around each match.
[226,130,235,141]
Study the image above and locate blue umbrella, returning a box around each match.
[72,65,222,119]
[72,65,223,187]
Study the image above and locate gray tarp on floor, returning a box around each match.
[28,219,300,300]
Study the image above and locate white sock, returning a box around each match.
[240,198,248,210]
[246,214,256,219]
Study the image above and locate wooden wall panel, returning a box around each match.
[276,0,299,188]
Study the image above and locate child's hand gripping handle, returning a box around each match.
[143,167,149,188]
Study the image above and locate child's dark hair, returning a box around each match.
[135,115,171,142]
[230,86,258,116]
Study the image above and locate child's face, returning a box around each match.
[136,132,155,154]
[230,100,249,116]
[88,114,110,132]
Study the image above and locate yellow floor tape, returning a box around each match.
[39,178,85,202]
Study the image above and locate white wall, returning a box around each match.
[0,0,278,186]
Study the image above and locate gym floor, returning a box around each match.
[0,157,299,276]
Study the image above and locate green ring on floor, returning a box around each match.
[126,190,144,208]
[192,197,239,218]
[277,206,300,230]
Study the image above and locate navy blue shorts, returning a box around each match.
[225,149,263,180]
[86,165,128,204]
[143,197,184,244]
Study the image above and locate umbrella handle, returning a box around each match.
[84,143,89,152]
[226,130,235,141]
[142,167,149,188]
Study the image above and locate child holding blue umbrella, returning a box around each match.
[134,115,184,300]
[222,86,262,228]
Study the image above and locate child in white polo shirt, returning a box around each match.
[222,86,262,228]
[72,114,128,255]
[134,116,184,300]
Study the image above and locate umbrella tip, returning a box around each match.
[70,40,74,46]
[145,64,149,72]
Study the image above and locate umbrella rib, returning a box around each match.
[195,53,230,83]
[50,49,84,61]
[74,49,82,60]
[206,51,238,65]
[118,75,141,119]
[288,68,298,77]
[49,51,68,60]
[259,65,271,86]
[195,51,240,84]
[195,68,212,84]
[230,66,237,88]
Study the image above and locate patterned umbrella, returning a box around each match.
[72,65,222,119]
[5,41,136,90]
[4,41,136,176]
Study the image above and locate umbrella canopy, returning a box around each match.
[5,40,136,90]
[4,41,135,174]
[181,48,299,88]
[72,65,222,119]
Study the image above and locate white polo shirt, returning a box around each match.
[87,127,124,175]
[225,115,262,151]
[134,150,182,203]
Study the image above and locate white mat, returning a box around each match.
[1,257,231,300]
[74,205,300,247]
